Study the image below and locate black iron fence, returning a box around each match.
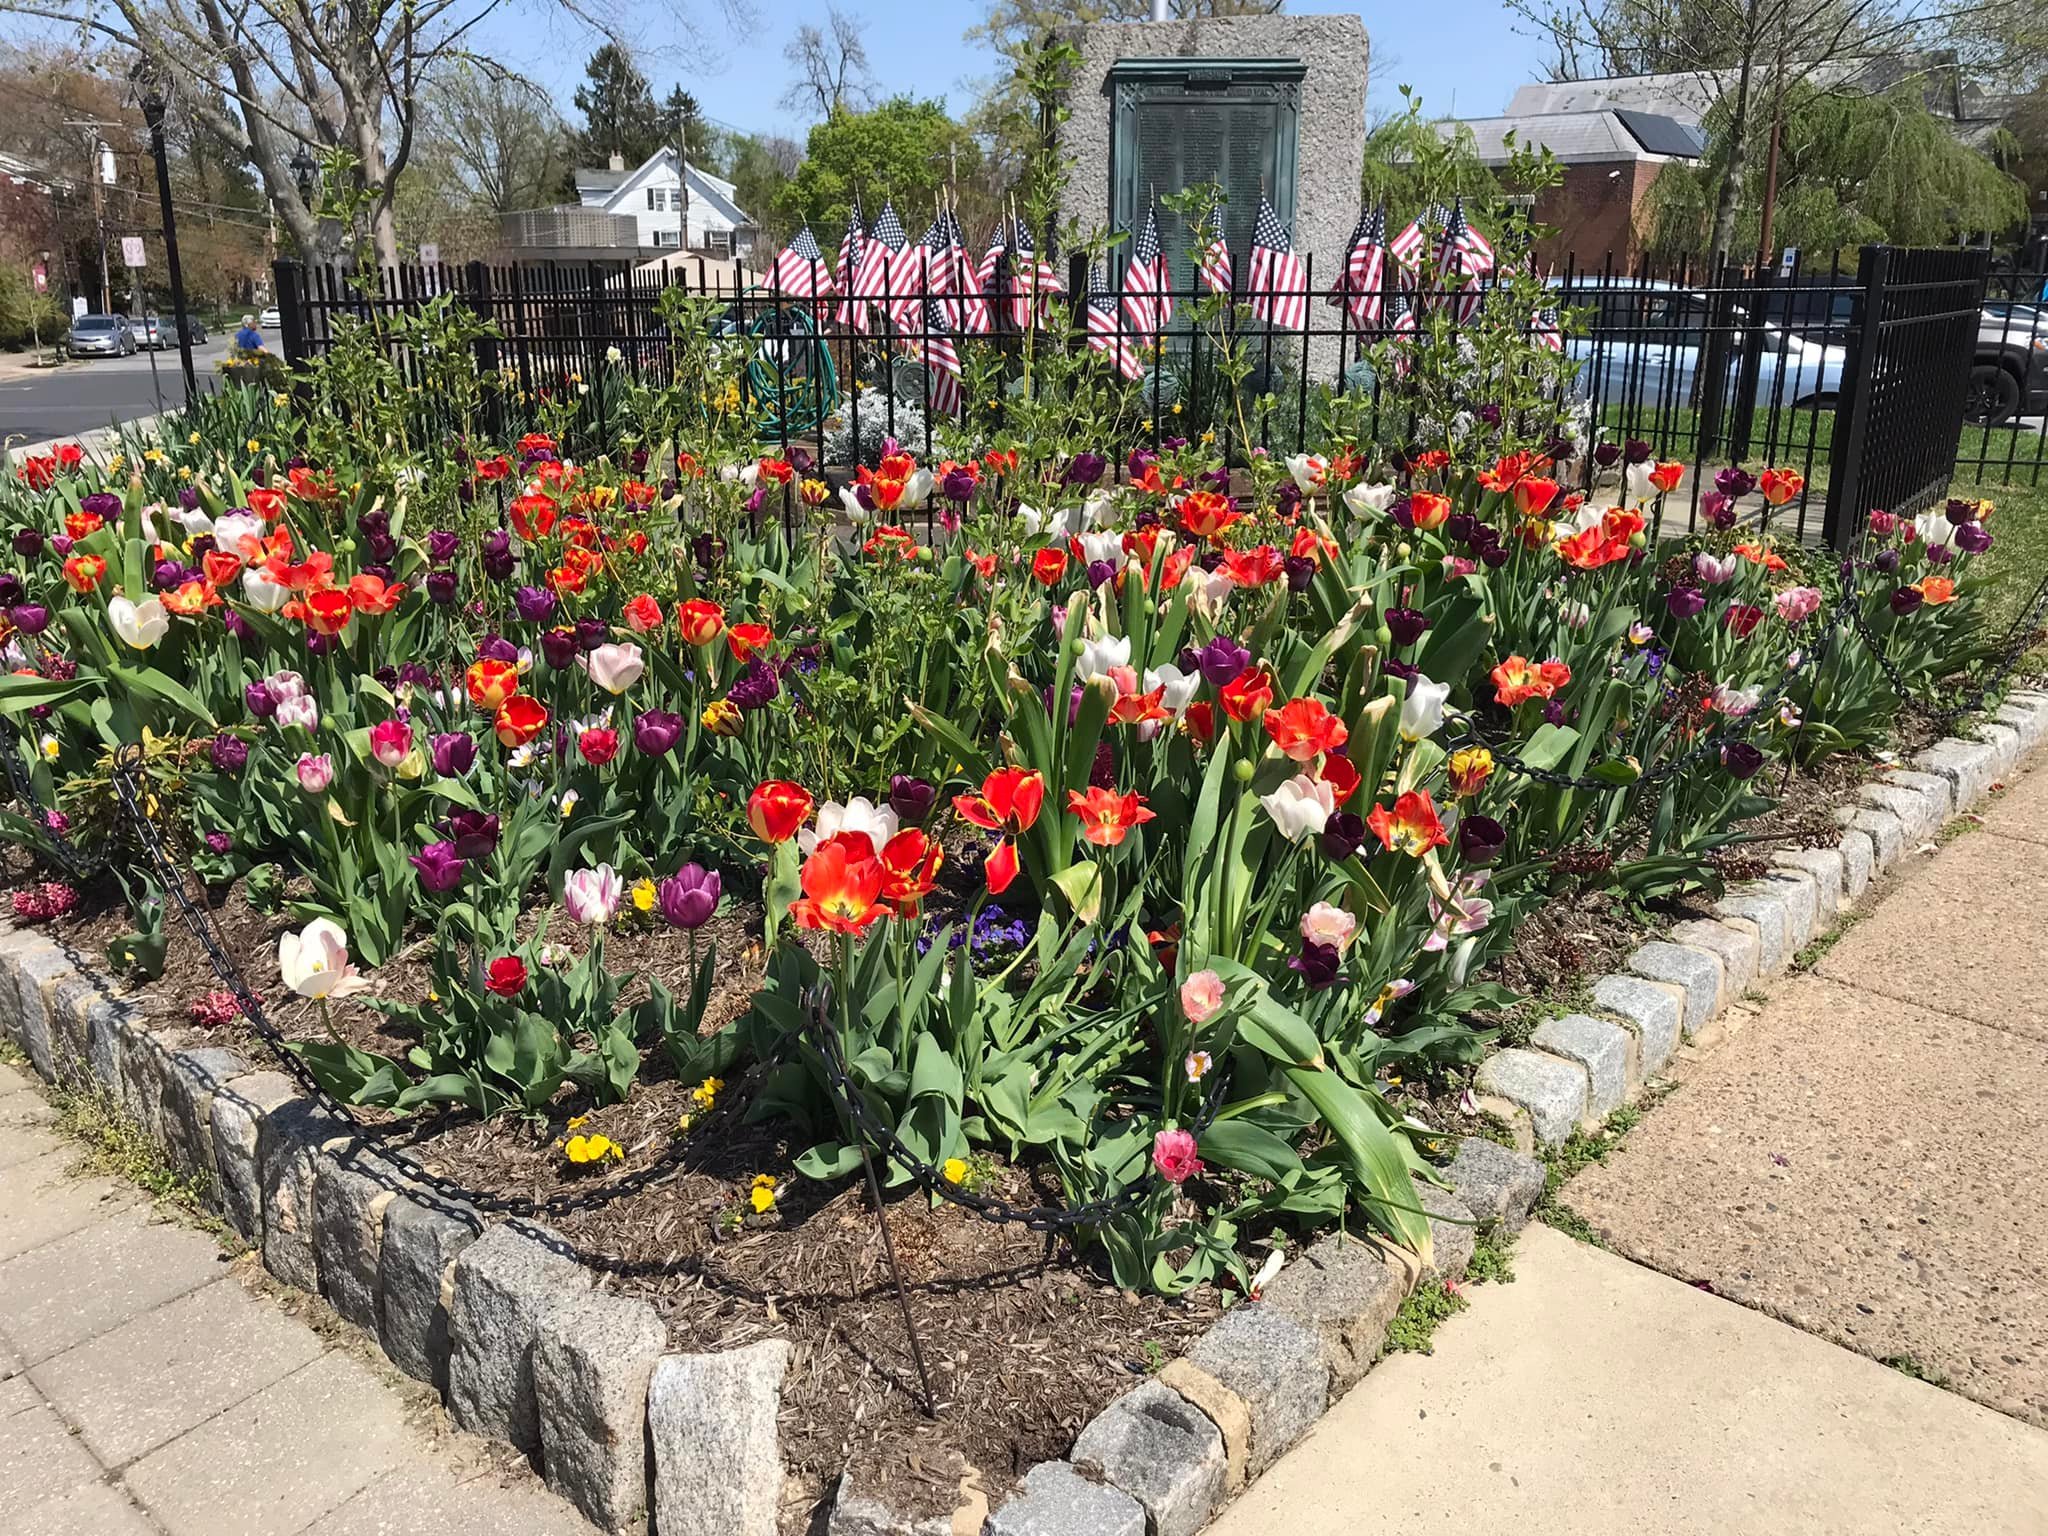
[274,240,2025,549]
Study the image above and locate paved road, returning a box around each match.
[0,340,235,449]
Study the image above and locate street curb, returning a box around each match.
[3,689,2044,1536]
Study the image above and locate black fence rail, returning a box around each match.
[1956,261,2048,489]
[273,240,2016,549]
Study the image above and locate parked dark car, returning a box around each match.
[139,313,210,348]
[1967,303,2048,426]
[67,314,136,357]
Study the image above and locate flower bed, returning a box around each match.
[0,231,2033,1530]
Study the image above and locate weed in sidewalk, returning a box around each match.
[1534,1086,1673,1246]
[1881,1354,1950,1388]
[48,1080,239,1248]
[1386,1280,1469,1354]
[1464,1230,1517,1286]
[0,1037,26,1069]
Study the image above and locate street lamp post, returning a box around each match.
[140,89,198,401]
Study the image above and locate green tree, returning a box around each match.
[1642,79,2026,256]
[725,134,802,247]
[777,96,983,238]
[572,45,664,169]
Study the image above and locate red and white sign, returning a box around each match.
[30,261,47,294]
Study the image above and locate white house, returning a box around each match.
[573,148,756,258]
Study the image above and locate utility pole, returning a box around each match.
[1754,0,1794,270]
[142,88,198,401]
[66,119,122,311]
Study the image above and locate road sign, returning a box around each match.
[71,296,86,317]
[121,236,147,268]
[30,262,46,294]
[418,242,439,266]
[1779,247,1798,277]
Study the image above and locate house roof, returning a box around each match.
[1504,50,1970,126]
[1448,108,1706,165]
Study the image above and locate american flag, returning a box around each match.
[975,222,1006,322]
[1389,288,1417,339]
[1530,296,1564,351]
[888,216,946,332]
[942,208,991,335]
[1246,197,1306,330]
[771,224,832,301]
[1008,216,1061,327]
[855,200,907,318]
[1122,205,1172,338]
[834,202,870,331]
[1198,205,1232,295]
[1433,199,1495,323]
[911,298,963,415]
[1330,204,1387,329]
[1389,203,1445,272]
[1085,265,1143,381]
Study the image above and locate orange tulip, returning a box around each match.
[1916,575,1956,606]
[1031,547,1069,586]
[1218,668,1273,724]
[492,695,548,748]
[1512,475,1561,518]
[1648,461,1683,494]
[1758,467,1804,506]
[1366,790,1450,857]
[953,767,1045,835]
[1408,491,1452,530]
[509,493,558,541]
[1263,697,1349,762]
[301,589,353,635]
[621,594,663,633]
[465,658,521,710]
[747,780,813,844]
[727,622,772,662]
[348,573,406,614]
[62,554,106,593]
[877,828,945,911]
[1178,490,1241,541]
[789,834,888,935]
[1065,787,1156,847]
[1491,654,1570,707]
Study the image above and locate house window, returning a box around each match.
[646,188,658,211]
[702,229,732,258]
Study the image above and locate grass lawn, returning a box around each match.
[1957,469,2048,637]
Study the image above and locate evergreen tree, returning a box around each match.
[571,44,664,168]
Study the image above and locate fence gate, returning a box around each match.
[1822,245,1991,549]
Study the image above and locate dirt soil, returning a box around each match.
[0,701,2006,1529]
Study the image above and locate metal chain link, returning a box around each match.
[1840,562,2048,732]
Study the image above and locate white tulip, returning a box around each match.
[1259,774,1337,844]
[839,484,871,522]
[278,917,368,999]
[1076,531,1123,566]
[800,796,899,857]
[1343,481,1396,517]
[1284,453,1329,493]
[1625,461,1654,502]
[1145,663,1201,716]
[242,567,291,613]
[1077,634,1131,683]
[1399,674,1451,742]
[1913,511,1956,549]
[108,596,169,650]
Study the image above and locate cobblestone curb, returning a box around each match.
[4,689,2043,1536]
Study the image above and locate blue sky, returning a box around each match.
[488,0,1540,149]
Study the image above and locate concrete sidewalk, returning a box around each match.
[0,1064,597,1536]
[1214,758,2048,1536]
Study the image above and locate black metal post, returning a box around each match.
[141,92,197,402]
[1822,244,1889,551]
[272,261,307,365]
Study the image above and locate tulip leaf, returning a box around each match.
[0,674,95,716]
[1197,1119,1305,1184]
[1515,722,1579,771]
[284,1038,409,1108]
[1049,859,1103,923]
[106,662,216,730]
[1285,1063,1432,1262]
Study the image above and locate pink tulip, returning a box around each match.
[1152,1128,1203,1184]
[369,718,413,768]
[1180,969,1225,1025]
[295,753,334,793]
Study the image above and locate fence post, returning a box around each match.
[466,261,501,442]
[1822,244,1890,551]
[273,261,306,365]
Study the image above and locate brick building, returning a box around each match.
[1444,109,1705,267]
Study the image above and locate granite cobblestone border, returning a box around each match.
[2,688,2043,1536]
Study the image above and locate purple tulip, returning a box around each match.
[941,464,978,503]
[1064,451,1106,487]
[539,627,579,670]
[1477,403,1503,427]
[1924,543,1953,567]
[1321,811,1368,862]
[430,732,476,777]
[1720,742,1765,780]
[177,486,201,510]
[1283,555,1315,592]
[204,830,232,856]
[480,529,516,581]
[1457,813,1507,866]
[1715,467,1757,499]
[1382,657,1420,683]
[1196,635,1251,688]
[1873,548,1901,574]
[153,559,189,590]
[210,733,249,775]
[1288,939,1343,992]
[1700,490,1736,529]
[513,585,557,624]
[727,662,780,711]
[691,532,726,571]
[1623,438,1652,464]
[80,491,122,519]
[305,631,339,657]
[476,633,519,665]
[1275,482,1303,517]
[1955,521,1992,555]
[1385,607,1430,646]
[439,810,499,860]
[50,535,74,557]
[428,529,461,563]
[574,617,607,652]
[9,604,49,636]
[11,529,43,558]
[409,840,467,893]
[889,775,937,825]
[1593,442,1621,468]
[0,574,20,607]
[1087,559,1118,588]
[656,863,721,930]
[633,709,683,756]
[223,611,256,644]
[425,569,458,604]
[1889,586,1923,616]
[1946,497,1978,525]
[1666,586,1707,620]
[1545,433,1578,463]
